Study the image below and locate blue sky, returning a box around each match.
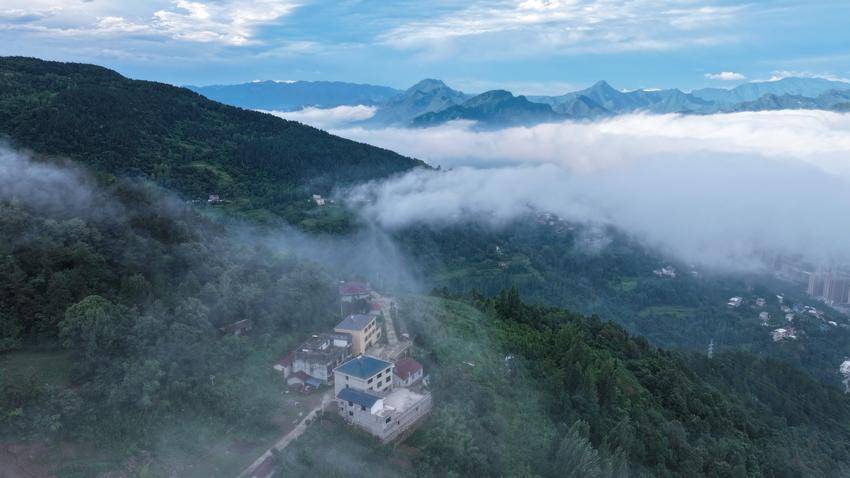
[2,0,849,94]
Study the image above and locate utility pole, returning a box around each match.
[707,339,715,360]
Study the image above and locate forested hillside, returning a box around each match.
[0,57,425,223]
[401,293,850,477]
[397,221,850,388]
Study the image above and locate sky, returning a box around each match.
[3,0,850,94]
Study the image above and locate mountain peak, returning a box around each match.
[589,80,617,92]
[409,78,449,92]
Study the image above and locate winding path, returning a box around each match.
[237,391,331,478]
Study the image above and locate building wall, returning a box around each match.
[336,392,433,444]
[336,318,381,355]
[333,364,394,397]
[394,369,423,388]
[293,357,333,382]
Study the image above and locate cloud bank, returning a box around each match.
[705,71,746,81]
[264,105,377,129]
[333,111,850,177]
[337,111,850,269]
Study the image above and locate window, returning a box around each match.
[349,411,353,416]
[368,378,373,384]
[385,377,391,384]
[361,405,366,411]
[385,417,391,423]
[348,401,353,407]
[377,372,382,378]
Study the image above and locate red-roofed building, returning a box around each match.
[339,281,372,302]
[273,352,294,378]
[393,358,424,387]
[286,370,311,388]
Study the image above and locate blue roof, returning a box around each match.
[335,355,392,379]
[338,387,381,408]
[336,314,372,331]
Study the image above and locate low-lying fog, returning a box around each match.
[276,107,850,269]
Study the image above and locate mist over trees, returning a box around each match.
[0,148,339,450]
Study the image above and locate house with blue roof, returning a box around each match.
[333,355,394,397]
[333,354,433,443]
[338,387,384,414]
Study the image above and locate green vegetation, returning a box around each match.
[0,56,425,228]
[0,174,337,472]
[401,292,850,477]
[0,349,72,387]
[637,305,696,319]
[397,221,850,388]
[272,414,410,478]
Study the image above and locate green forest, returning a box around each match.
[405,292,850,477]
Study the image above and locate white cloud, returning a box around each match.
[264,105,377,129]
[380,0,745,57]
[340,111,850,268]
[763,70,850,83]
[0,0,299,46]
[153,0,297,46]
[705,71,746,81]
[333,111,850,177]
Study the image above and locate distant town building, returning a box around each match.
[772,327,797,342]
[841,360,850,393]
[807,270,850,305]
[727,297,743,308]
[393,357,424,387]
[207,194,222,204]
[759,311,770,325]
[312,194,326,206]
[755,298,766,308]
[291,332,352,384]
[335,314,381,355]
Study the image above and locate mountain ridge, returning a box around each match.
[187,75,850,127]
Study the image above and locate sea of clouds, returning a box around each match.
[277,108,850,268]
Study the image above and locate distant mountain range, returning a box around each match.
[186,80,401,110]
[189,76,850,128]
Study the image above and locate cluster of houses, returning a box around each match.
[273,281,431,443]
[724,293,846,342]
